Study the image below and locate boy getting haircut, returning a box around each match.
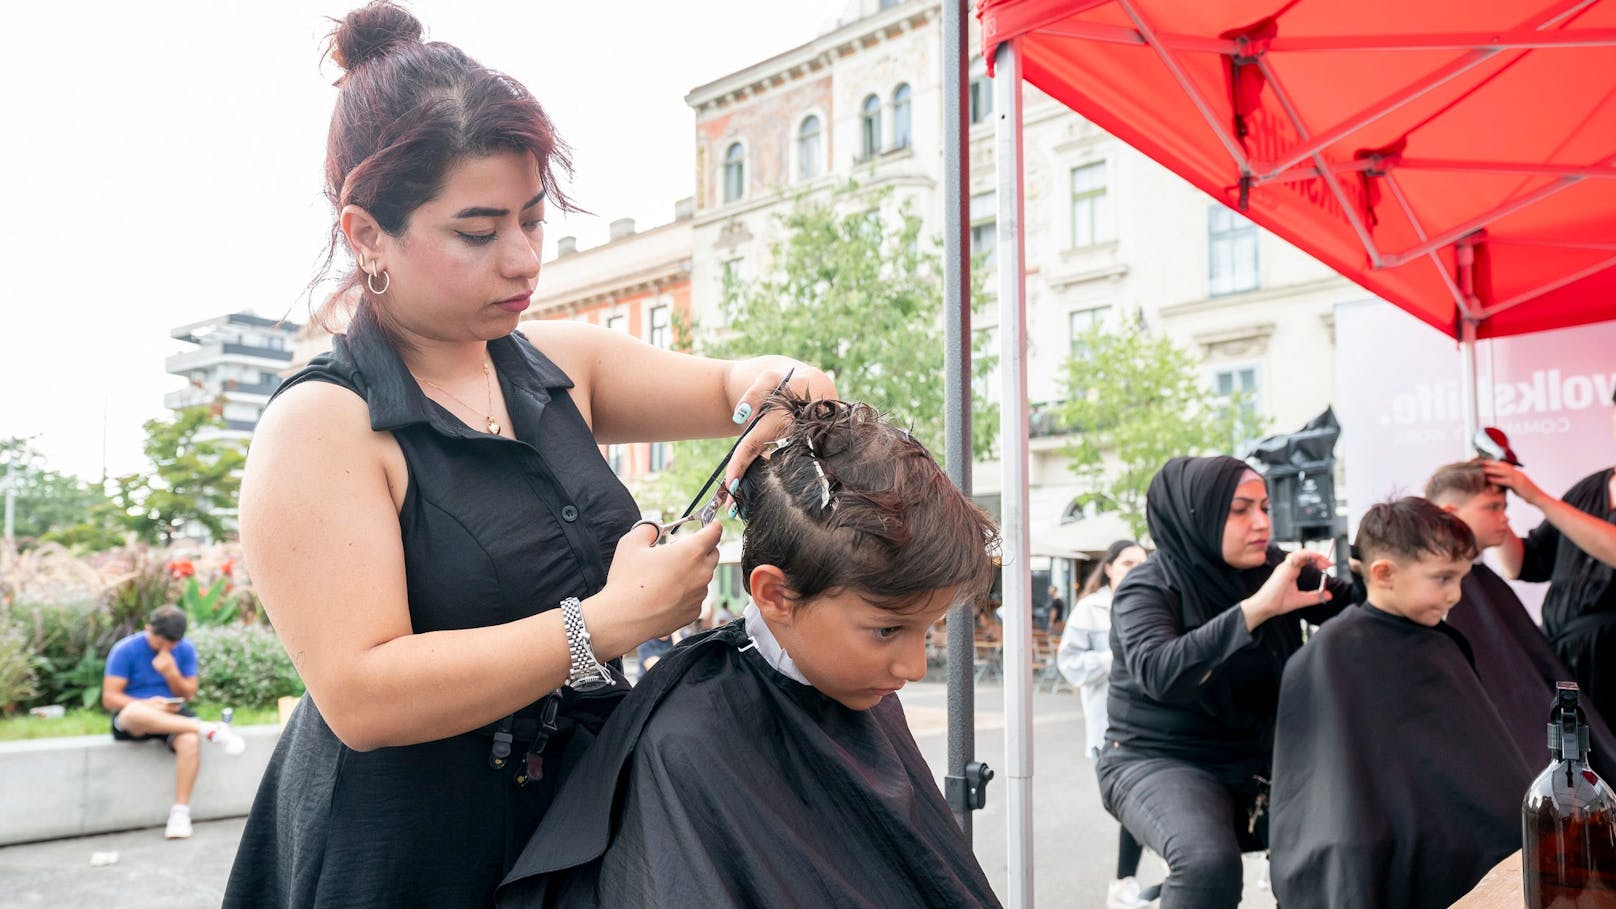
[1268,497,1535,909]
[499,392,1003,909]
[1425,460,1616,777]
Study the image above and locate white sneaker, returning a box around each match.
[203,723,246,756]
[1107,876,1151,909]
[164,808,192,840]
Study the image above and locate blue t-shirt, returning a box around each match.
[104,632,198,700]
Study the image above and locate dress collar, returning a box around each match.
[342,316,573,435]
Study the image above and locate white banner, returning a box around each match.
[1334,300,1616,620]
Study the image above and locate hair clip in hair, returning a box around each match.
[804,436,832,510]
[760,436,793,460]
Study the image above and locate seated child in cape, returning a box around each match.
[1426,459,1616,774]
[1269,497,1536,909]
[497,392,1004,909]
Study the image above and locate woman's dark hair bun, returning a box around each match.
[331,1,423,72]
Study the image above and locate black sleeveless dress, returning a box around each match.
[223,317,641,908]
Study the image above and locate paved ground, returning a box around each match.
[0,681,1277,907]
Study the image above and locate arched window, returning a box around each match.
[892,83,912,149]
[860,95,882,159]
[797,115,823,181]
[722,142,745,203]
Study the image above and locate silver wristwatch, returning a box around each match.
[561,597,614,691]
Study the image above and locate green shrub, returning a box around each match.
[9,600,114,709]
[0,620,39,713]
[189,624,304,707]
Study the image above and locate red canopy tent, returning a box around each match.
[979,0,1616,340]
[964,3,1616,903]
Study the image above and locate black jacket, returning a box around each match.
[1104,550,1351,774]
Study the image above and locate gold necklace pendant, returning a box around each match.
[487,418,502,436]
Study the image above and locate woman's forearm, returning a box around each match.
[310,586,639,752]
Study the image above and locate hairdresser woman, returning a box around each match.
[222,4,834,907]
[1096,456,1353,909]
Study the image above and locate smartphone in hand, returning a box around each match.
[162,696,186,706]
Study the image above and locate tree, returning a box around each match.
[105,406,247,545]
[1056,320,1264,539]
[633,184,998,517]
[0,437,108,547]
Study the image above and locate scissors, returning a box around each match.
[1315,537,1337,600]
[630,367,796,545]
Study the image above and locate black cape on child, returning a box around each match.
[1446,562,1616,777]
[496,620,1002,909]
[1269,604,1536,909]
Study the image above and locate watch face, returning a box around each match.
[568,674,614,693]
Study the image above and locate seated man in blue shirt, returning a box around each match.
[101,605,245,839]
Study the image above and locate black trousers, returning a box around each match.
[1097,750,1267,909]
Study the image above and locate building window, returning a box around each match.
[892,84,912,149]
[880,0,901,8]
[722,143,745,203]
[1208,205,1260,296]
[1069,162,1110,248]
[797,115,823,181]
[1213,363,1263,441]
[974,326,1000,402]
[649,442,670,473]
[969,57,993,126]
[647,305,671,350]
[860,95,882,160]
[970,191,996,271]
[607,444,625,476]
[606,313,627,333]
[1069,306,1112,360]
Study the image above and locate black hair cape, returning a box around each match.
[1269,605,1536,909]
[496,620,1002,909]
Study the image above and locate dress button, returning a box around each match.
[560,505,579,522]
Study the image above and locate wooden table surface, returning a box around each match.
[1453,851,1522,908]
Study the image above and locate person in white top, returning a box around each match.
[1059,538,1151,909]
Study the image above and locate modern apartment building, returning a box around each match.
[165,312,300,438]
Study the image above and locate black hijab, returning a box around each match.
[1145,455,1274,627]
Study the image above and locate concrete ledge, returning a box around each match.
[0,724,279,846]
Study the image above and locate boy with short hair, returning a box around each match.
[102,605,246,839]
[1425,459,1616,773]
[1269,497,1535,909]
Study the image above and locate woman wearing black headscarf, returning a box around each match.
[1095,456,1353,909]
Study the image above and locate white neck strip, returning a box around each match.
[743,599,811,685]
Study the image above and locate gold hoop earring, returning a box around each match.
[366,266,391,296]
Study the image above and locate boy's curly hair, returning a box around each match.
[734,390,1000,611]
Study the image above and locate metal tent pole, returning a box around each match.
[940,0,979,840]
[992,36,1035,909]
[1457,238,1482,447]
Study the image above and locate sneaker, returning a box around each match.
[203,723,246,756]
[1107,876,1152,909]
[164,808,192,840]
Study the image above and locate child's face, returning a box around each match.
[1446,488,1511,550]
[1371,554,1472,626]
[768,585,961,711]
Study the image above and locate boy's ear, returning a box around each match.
[748,565,796,626]
[1368,557,1399,587]
[1437,501,1460,515]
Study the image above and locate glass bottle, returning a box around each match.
[1522,682,1616,907]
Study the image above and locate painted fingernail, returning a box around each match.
[727,502,738,519]
[727,478,740,495]
[732,402,752,424]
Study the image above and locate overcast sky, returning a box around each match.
[0,0,850,482]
